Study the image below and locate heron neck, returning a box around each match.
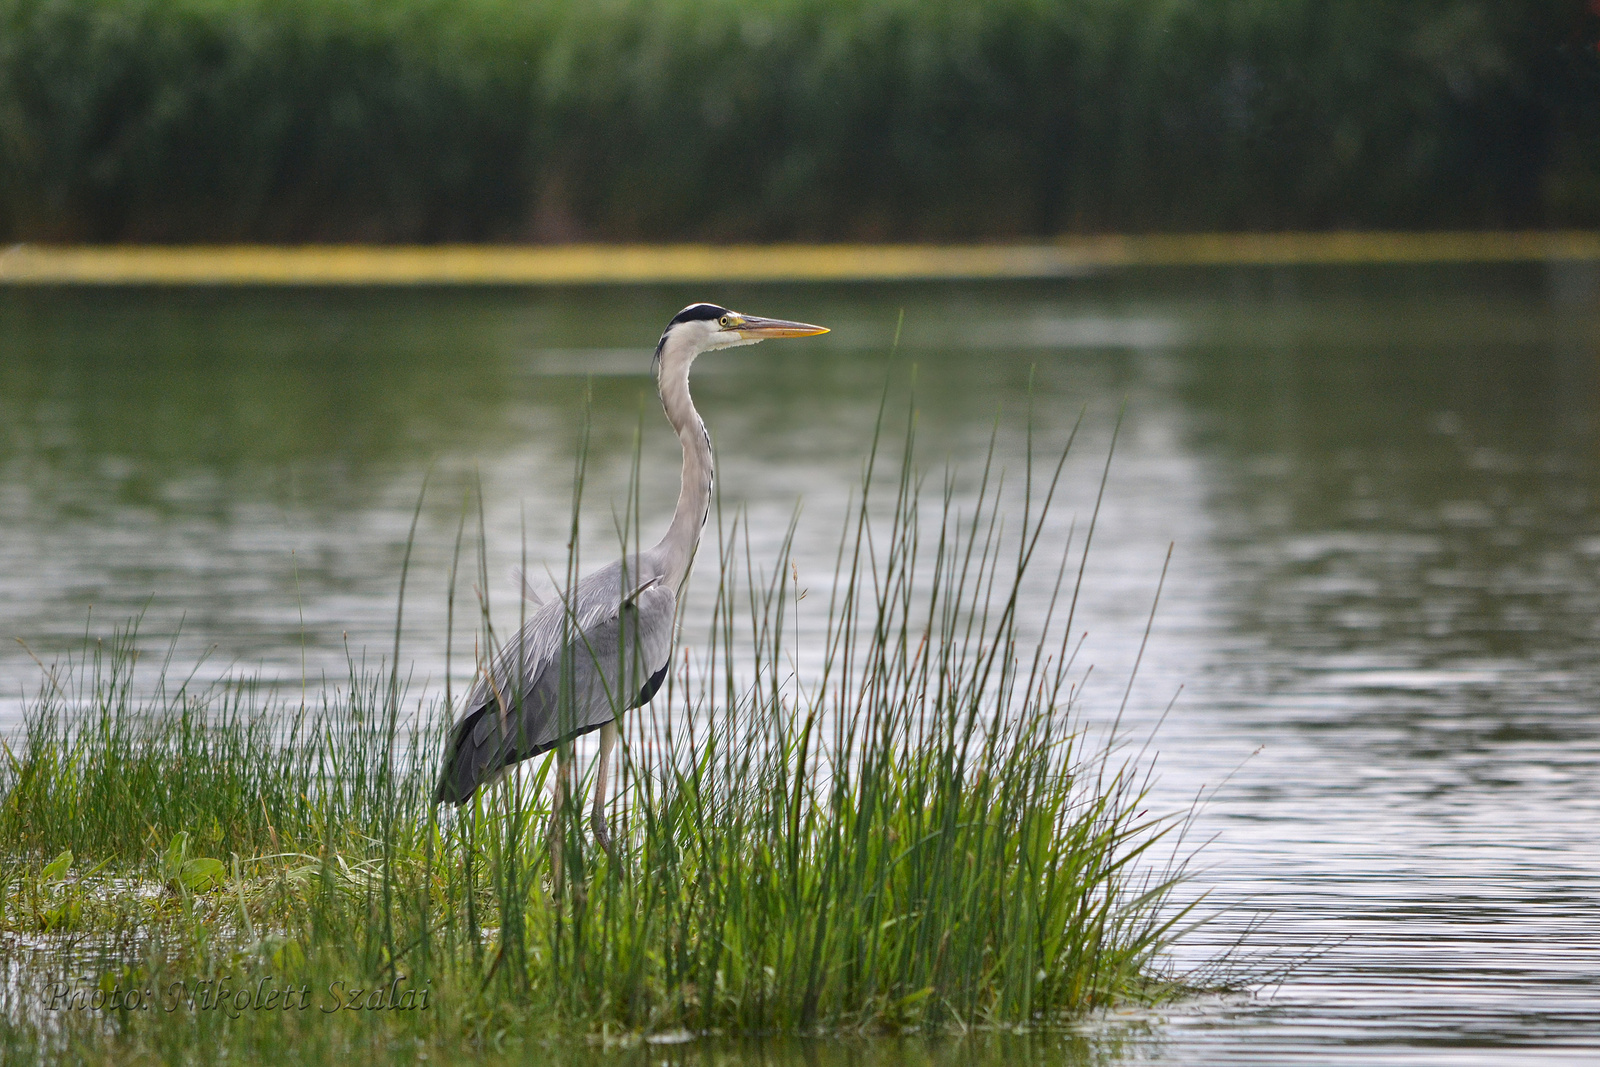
[655,351,712,589]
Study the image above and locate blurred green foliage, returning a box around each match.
[0,0,1597,242]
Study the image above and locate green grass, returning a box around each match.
[0,402,1208,1059]
[0,628,428,863]
[0,0,1595,243]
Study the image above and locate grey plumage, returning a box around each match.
[433,556,674,805]
[433,302,827,822]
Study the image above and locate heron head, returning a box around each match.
[658,303,829,357]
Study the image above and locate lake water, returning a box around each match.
[2,265,1598,1063]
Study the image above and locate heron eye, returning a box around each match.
[719,315,731,328]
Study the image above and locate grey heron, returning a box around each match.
[434,303,829,858]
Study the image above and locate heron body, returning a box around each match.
[434,303,828,850]
[431,554,676,806]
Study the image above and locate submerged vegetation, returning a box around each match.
[0,408,1206,1059]
[0,0,1597,243]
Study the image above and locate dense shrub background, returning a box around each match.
[1,0,1597,243]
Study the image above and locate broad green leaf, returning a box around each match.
[162,831,189,877]
[41,849,72,885]
[177,857,226,893]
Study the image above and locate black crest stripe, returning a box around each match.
[668,303,728,325]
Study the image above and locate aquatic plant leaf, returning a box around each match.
[39,900,81,931]
[40,850,72,886]
[160,831,224,893]
[161,832,189,878]
[176,858,226,894]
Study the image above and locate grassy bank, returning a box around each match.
[6,232,1600,287]
[0,407,1207,1058]
[0,0,1596,244]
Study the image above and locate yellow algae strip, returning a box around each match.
[2,232,1598,286]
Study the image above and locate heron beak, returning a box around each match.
[733,315,829,340]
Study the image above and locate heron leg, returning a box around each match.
[548,750,571,885]
[591,721,618,860]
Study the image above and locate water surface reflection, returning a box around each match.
[1,267,1596,1062]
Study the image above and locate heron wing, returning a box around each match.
[434,556,676,805]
